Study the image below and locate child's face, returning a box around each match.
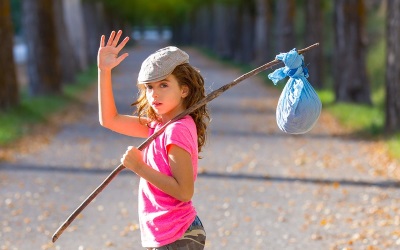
[144,74,189,121]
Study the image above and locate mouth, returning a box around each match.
[152,101,161,108]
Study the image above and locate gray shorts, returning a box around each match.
[147,216,206,250]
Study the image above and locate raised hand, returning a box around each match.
[98,30,129,71]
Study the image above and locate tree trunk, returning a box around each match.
[254,0,272,65]
[171,21,183,45]
[239,1,256,64]
[385,0,400,133]
[0,0,19,110]
[54,0,78,84]
[82,1,106,64]
[212,2,232,59]
[172,13,191,45]
[275,0,296,53]
[333,0,371,104]
[304,0,323,89]
[62,0,88,72]
[233,1,255,64]
[192,6,208,48]
[224,4,240,60]
[22,0,61,96]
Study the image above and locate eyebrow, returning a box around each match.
[145,79,170,86]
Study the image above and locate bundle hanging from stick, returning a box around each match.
[52,43,319,243]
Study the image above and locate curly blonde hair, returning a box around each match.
[132,63,210,155]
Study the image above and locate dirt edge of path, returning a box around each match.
[0,84,97,162]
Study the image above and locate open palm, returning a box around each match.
[98,30,129,71]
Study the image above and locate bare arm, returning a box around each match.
[98,30,149,138]
[121,145,194,202]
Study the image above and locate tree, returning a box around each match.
[274,0,296,53]
[333,0,371,104]
[82,1,108,64]
[234,0,255,64]
[0,0,19,110]
[385,0,400,133]
[211,1,235,59]
[304,0,323,89]
[62,0,88,72]
[254,0,272,65]
[193,3,214,49]
[54,0,78,84]
[22,0,61,95]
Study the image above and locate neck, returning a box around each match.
[160,107,185,124]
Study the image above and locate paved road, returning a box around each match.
[1,39,400,250]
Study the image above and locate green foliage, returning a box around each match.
[0,65,97,146]
[10,0,22,34]
[99,0,197,26]
[367,36,386,91]
[316,89,335,104]
[388,134,400,159]
[0,96,67,145]
[327,102,384,135]
[64,65,98,97]
[365,2,386,94]
[317,89,382,134]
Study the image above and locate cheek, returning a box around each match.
[145,92,151,101]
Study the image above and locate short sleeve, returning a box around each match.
[164,121,196,156]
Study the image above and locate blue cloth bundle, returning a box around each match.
[268,48,321,134]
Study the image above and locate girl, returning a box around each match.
[98,30,209,249]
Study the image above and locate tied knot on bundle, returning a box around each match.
[268,48,309,83]
[268,48,322,134]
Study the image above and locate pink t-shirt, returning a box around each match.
[139,115,198,247]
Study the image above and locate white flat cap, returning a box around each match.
[137,46,189,83]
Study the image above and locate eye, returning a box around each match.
[160,83,168,88]
[145,85,153,90]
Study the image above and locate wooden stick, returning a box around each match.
[52,43,319,243]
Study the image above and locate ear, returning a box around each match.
[181,85,189,98]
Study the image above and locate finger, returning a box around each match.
[100,35,105,47]
[116,36,129,52]
[112,30,123,47]
[106,31,116,46]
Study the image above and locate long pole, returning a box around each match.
[52,43,319,243]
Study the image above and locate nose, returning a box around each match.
[152,90,158,98]
[148,88,158,99]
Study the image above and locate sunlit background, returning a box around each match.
[2,0,399,154]
[1,1,400,249]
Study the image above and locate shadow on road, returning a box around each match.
[2,163,399,189]
[199,171,400,189]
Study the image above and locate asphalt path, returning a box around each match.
[1,39,400,250]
